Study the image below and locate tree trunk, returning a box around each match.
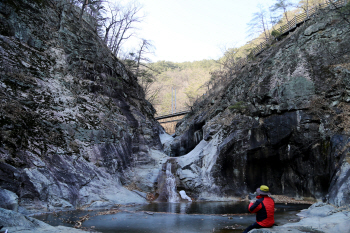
[79,0,89,22]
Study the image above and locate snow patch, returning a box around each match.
[149,149,168,164]
[47,47,67,71]
[175,132,223,195]
[179,190,192,202]
[159,133,174,144]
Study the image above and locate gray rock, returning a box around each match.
[297,202,335,217]
[328,162,350,207]
[0,189,18,211]
[0,207,88,232]
[132,190,148,199]
[304,22,327,36]
[283,204,350,233]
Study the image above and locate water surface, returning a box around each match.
[34,202,310,233]
[136,202,309,215]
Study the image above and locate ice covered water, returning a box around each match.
[33,202,311,233]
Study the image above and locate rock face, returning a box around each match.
[169,7,350,205]
[0,207,88,232]
[0,0,164,214]
[0,188,18,211]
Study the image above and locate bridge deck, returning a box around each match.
[155,110,190,120]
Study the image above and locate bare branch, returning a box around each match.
[247,4,270,41]
[103,1,143,56]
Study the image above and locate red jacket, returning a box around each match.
[248,195,275,227]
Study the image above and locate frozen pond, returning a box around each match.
[33,202,310,233]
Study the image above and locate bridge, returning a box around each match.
[155,109,191,121]
[155,108,191,134]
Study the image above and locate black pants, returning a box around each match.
[243,222,262,233]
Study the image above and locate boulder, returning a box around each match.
[0,207,88,233]
[0,189,18,211]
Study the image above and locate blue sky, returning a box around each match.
[121,0,300,63]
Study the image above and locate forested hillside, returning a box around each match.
[147,60,219,115]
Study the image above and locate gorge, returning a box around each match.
[0,0,350,232]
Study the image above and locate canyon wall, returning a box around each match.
[168,7,350,206]
[0,0,164,214]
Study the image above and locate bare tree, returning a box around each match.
[297,0,310,16]
[136,40,160,104]
[103,3,121,44]
[297,0,327,17]
[270,0,295,27]
[247,4,271,42]
[79,0,89,22]
[103,1,143,57]
[143,76,162,105]
[52,0,145,55]
[122,39,160,104]
[216,45,242,78]
[135,39,153,76]
[79,0,105,22]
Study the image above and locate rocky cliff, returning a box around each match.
[166,6,350,206]
[0,0,165,214]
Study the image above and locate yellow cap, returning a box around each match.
[260,185,269,192]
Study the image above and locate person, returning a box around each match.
[243,185,275,233]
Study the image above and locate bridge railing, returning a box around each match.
[239,0,348,69]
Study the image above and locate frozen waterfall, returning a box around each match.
[165,162,179,203]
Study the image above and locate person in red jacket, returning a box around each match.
[243,185,275,233]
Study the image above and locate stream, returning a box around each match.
[33,202,310,233]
